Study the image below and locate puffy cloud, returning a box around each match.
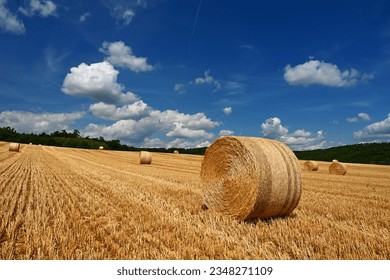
[61,61,139,104]
[261,117,325,151]
[347,112,371,123]
[100,41,154,72]
[19,0,57,17]
[261,117,289,138]
[353,113,390,142]
[284,60,373,87]
[89,101,150,121]
[193,70,221,92]
[166,123,214,139]
[83,109,219,147]
[223,107,232,115]
[166,138,211,149]
[358,112,371,121]
[0,110,84,133]
[219,129,234,136]
[0,0,25,34]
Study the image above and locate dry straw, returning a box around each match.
[99,146,104,150]
[304,160,319,171]
[9,143,20,152]
[329,162,347,175]
[201,136,302,221]
[139,151,152,164]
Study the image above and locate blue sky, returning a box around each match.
[0,0,389,150]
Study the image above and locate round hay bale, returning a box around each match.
[9,143,20,152]
[329,162,347,175]
[99,146,104,150]
[201,136,302,221]
[303,160,318,171]
[139,151,152,164]
[332,159,338,163]
[174,150,179,154]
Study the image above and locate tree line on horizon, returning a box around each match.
[0,126,206,155]
[1,126,389,164]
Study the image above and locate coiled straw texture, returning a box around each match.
[304,160,319,171]
[9,143,20,152]
[201,136,301,221]
[329,162,347,175]
[139,151,152,164]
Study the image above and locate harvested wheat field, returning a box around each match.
[0,141,389,260]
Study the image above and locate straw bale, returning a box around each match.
[99,146,104,150]
[201,136,301,221]
[9,143,20,152]
[174,150,179,154]
[332,159,338,163]
[329,162,347,175]
[139,151,152,164]
[303,160,319,171]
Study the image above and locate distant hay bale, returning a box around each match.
[29,143,32,145]
[329,162,347,175]
[139,151,152,164]
[303,160,319,171]
[201,136,302,221]
[99,146,104,150]
[9,143,20,152]
[332,159,339,163]
[174,150,179,154]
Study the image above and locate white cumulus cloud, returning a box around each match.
[89,101,150,121]
[193,70,221,92]
[219,129,234,136]
[353,113,390,142]
[0,0,25,34]
[100,41,154,72]
[0,110,84,133]
[347,112,371,123]
[83,109,219,147]
[61,61,139,104]
[261,117,325,150]
[284,60,373,87]
[19,0,57,17]
[223,107,232,115]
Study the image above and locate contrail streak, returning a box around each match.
[189,0,203,53]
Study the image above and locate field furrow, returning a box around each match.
[1,143,389,259]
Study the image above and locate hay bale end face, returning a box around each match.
[139,151,152,164]
[329,162,347,175]
[201,136,302,221]
[303,160,319,171]
[9,143,20,152]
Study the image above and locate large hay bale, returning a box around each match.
[329,162,347,175]
[9,143,20,152]
[99,146,104,150]
[201,136,301,221]
[174,150,179,154]
[139,151,152,164]
[303,160,319,171]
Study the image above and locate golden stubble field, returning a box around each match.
[0,141,389,260]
